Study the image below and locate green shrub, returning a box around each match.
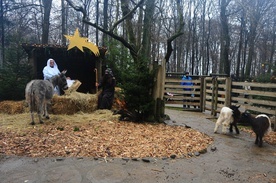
[0,43,32,101]
[119,63,155,122]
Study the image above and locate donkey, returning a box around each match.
[25,71,68,125]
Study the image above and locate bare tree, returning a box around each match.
[61,0,67,45]
[235,7,246,79]
[268,18,276,72]
[41,0,52,44]
[1,0,275,82]
[102,0,108,46]
[243,0,275,78]
[219,0,231,76]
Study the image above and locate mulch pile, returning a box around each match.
[0,111,213,158]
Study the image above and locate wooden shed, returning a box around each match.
[22,43,107,94]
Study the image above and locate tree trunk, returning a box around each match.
[61,0,67,45]
[236,10,245,79]
[219,0,231,76]
[95,0,99,45]
[245,16,259,78]
[41,0,52,44]
[245,0,268,78]
[120,0,138,60]
[185,0,192,72]
[102,0,108,46]
[205,12,211,75]
[268,19,276,73]
[200,0,206,75]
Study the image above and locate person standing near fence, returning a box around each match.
[181,72,194,108]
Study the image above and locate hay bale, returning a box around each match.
[0,100,26,114]
[0,86,124,115]
[50,96,79,115]
[50,91,98,114]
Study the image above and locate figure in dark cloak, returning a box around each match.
[96,68,116,110]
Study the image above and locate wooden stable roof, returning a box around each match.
[21,43,107,58]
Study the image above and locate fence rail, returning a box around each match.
[231,81,276,115]
[164,78,202,109]
[164,75,276,130]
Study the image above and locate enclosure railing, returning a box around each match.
[164,77,202,110]
[164,74,276,130]
[231,81,276,116]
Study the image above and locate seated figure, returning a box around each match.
[43,58,74,95]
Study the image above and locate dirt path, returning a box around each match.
[0,109,275,183]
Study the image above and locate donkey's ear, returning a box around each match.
[61,70,67,74]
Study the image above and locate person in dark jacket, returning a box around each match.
[96,68,116,110]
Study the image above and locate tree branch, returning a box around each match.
[65,0,145,59]
[165,32,184,62]
[111,0,145,32]
[82,19,138,58]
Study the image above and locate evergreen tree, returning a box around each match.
[0,41,32,101]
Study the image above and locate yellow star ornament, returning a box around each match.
[64,29,100,56]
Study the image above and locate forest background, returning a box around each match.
[0,0,275,120]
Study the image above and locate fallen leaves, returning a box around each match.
[241,127,276,145]
[0,112,213,158]
[1,111,274,159]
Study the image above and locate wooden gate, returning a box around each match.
[203,77,231,116]
[164,75,230,114]
[164,74,203,111]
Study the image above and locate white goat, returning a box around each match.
[214,106,241,134]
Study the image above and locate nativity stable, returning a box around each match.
[22,29,107,94]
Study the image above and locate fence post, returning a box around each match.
[202,77,207,112]
[273,109,276,132]
[214,77,218,116]
[152,59,166,121]
[200,77,204,112]
[225,77,231,106]
[211,77,219,116]
[211,77,217,116]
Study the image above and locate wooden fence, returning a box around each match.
[231,81,276,115]
[164,77,203,110]
[164,74,276,130]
